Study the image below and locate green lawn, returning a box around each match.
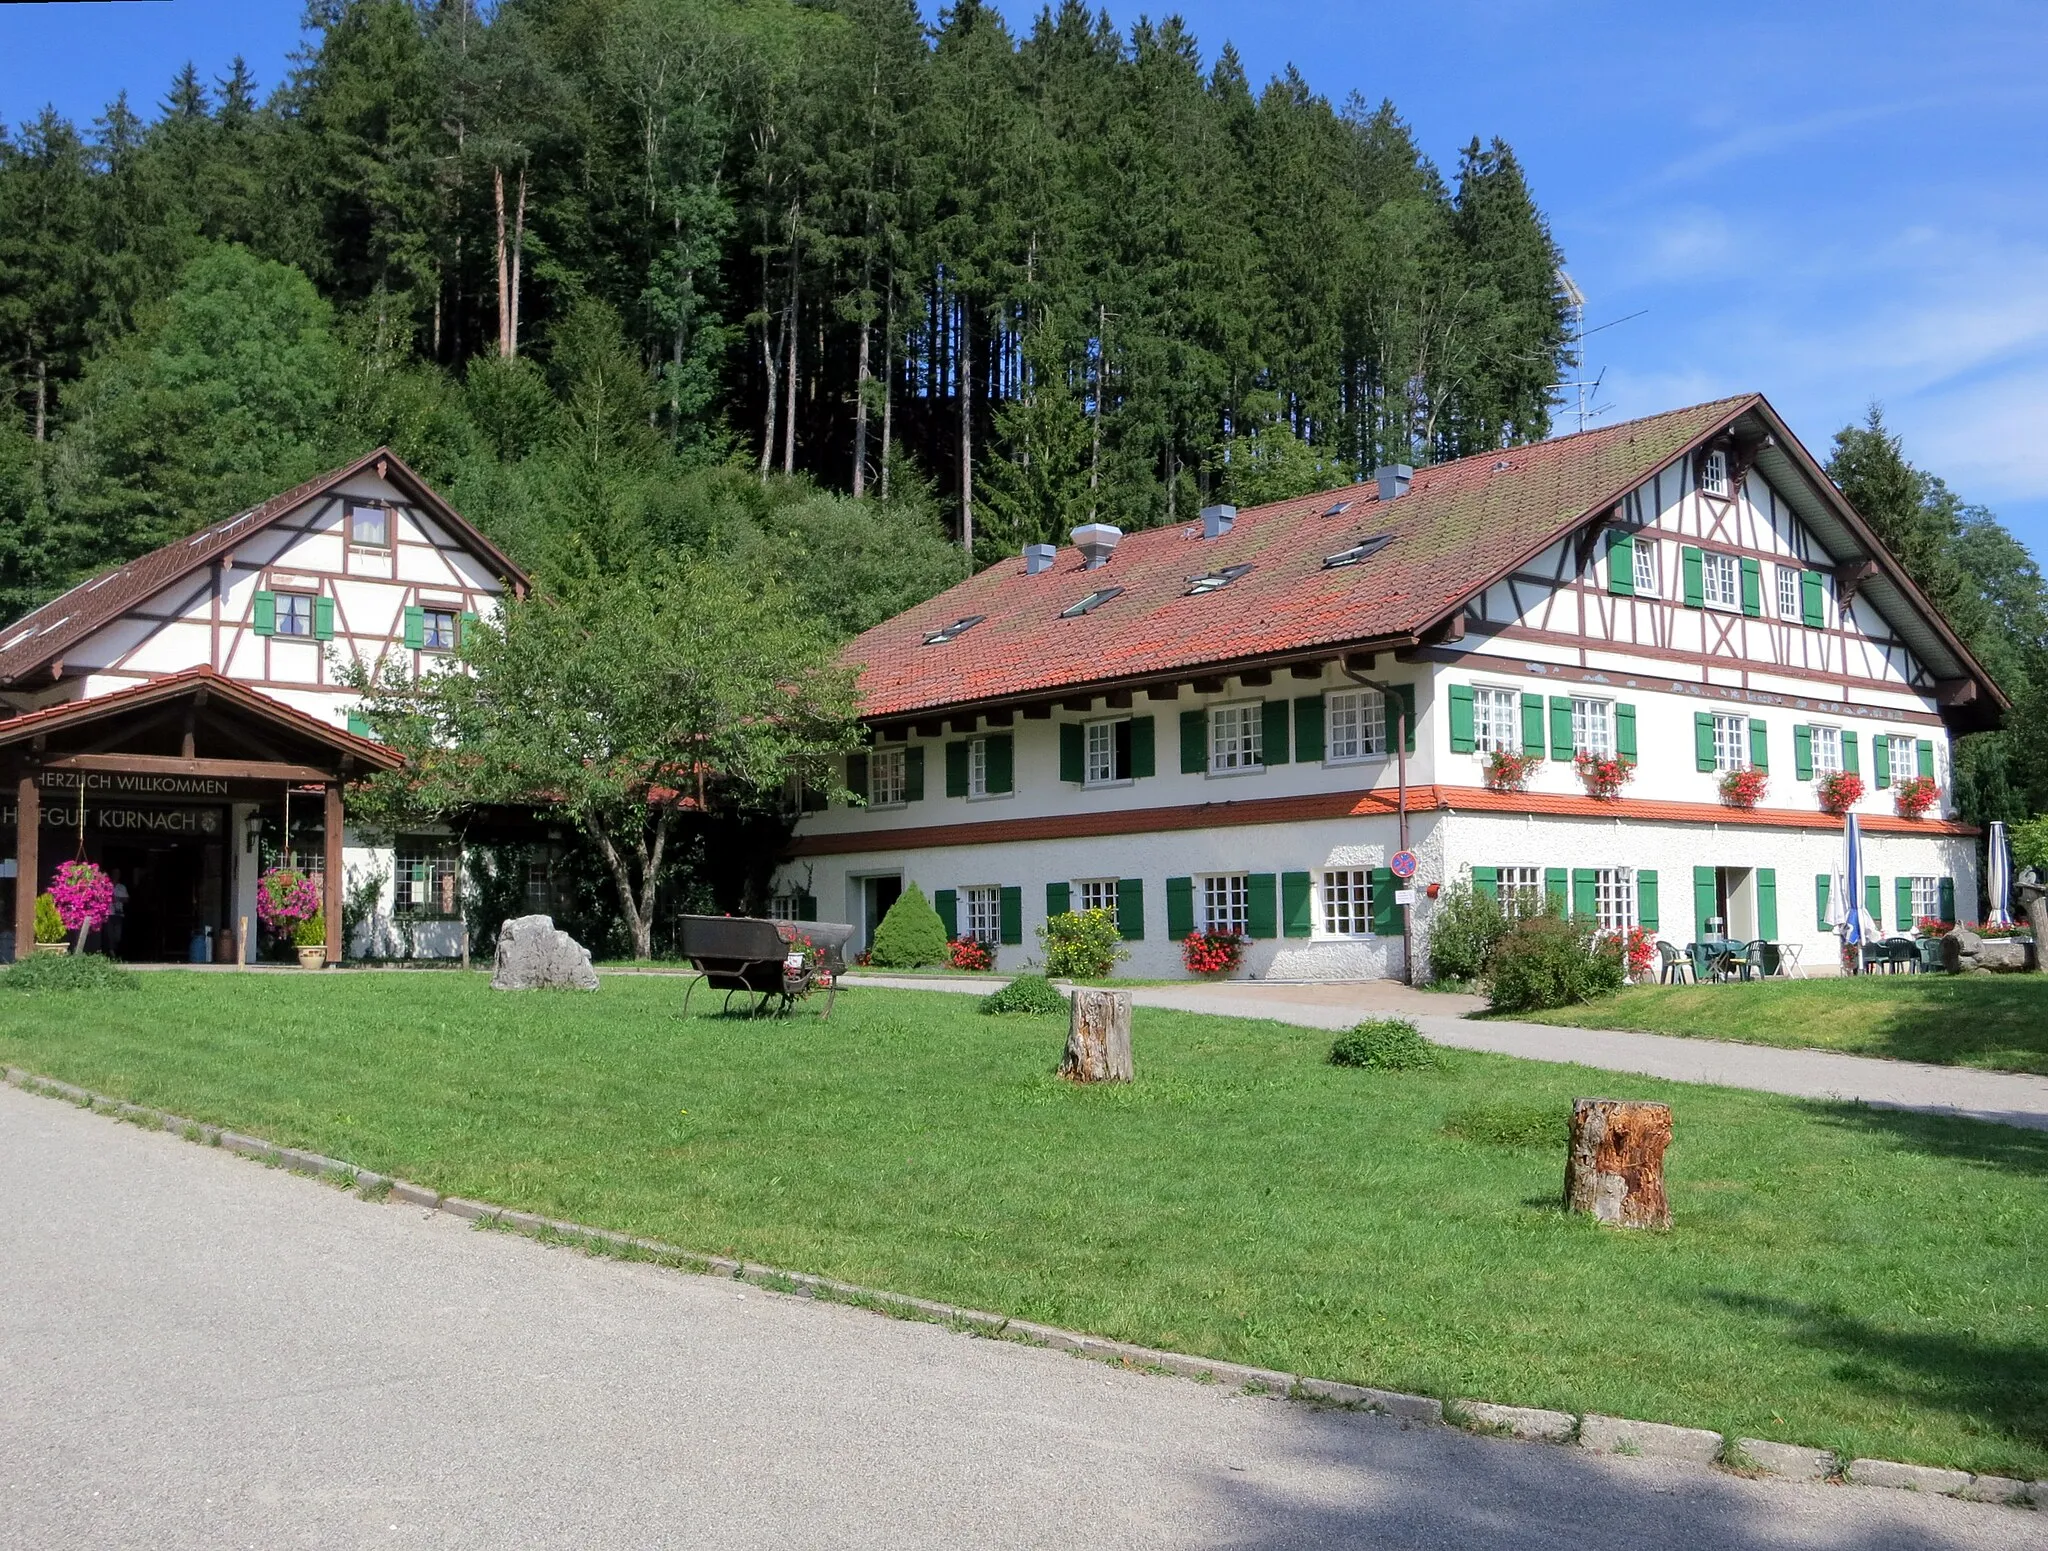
[1506,976,2048,1074]
[3,971,2042,1477]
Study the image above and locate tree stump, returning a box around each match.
[1564,1098,1672,1229]
[1060,988,1133,1083]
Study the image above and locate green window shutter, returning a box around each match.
[1637,869,1659,930]
[458,609,479,647]
[1470,865,1498,901]
[1545,867,1569,912]
[1116,877,1145,941]
[1695,711,1716,772]
[903,746,925,802]
[1059,724,1084,784]
[1793,724,1813,781]
[1801,569,1825,628]
[1294,694,1325,763]
[1842,730,1859,777]
[1393,684,1416,753]
[801,780,828,813]
[945,741,970,798]
[1370,868,1399,935]
[403,605,425,649]
[999,886,1023,945]
[1815,874,1830,931]
[1166,876,1194,939]
[1448,684,1476,753]
[1179,710,1207,773]
[1749,718,1769,772]
[1872,734,1890,788]
[314,594,336,641]
[1260,699,1290,765]
[252,590,277,636]
[797,893,818,922]
[1605,530,1635,596]
[847,753,869,802]
[1521,693,1546,757]
[1895,877,1913,933]
[1757,868,1778,939]
[1694,866,1717,938]
[1046,881,1071,919]
[934,889,958,939]
[1681,546,1705,608]
[1916,738,1934,778]
[1548,696,1574,760]
[346,710,372,739]
[985,734,1014,793]
[1571,868,1596,921]
[1281,871,1313,938]
[1615,702,1637,762]
[1938,877,1955,923]
[1246,873,1278,938]
[1739,556,1762,617]
[1129,716,1155,778]
[1865,874,1882,927]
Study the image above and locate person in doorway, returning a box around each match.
[104,869,128,960]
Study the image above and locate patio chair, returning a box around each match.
[1687,942,1722,983]
[1656,941,1694,984]
[1857,942,1889,975]
[1883,937,1918,974]
[1738,940,1781,980]
[1915,937,1944,973]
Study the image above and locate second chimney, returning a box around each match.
[1200,503,1236,540]
[1375,464,1415,501]
[1023,543,1056,575]
[1071,523,1123,570]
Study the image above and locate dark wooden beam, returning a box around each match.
[1102,689,1133,709]
[983,707,1015,727]
[323,782,344,966]
[1934,678,1979,707]
[44,753,336,783]
[1144,683,1182,702]
[1190,676,1225,695]
[12,771,36,963]
[1059,695,1095,713]
[1343,652,1377,673]
[1237,668,1273,687]
[1020,703,1053,720]
[912,719,945,739]
[1834,559,1879,609]
[947,714,980,735]
[1288,662,1325,680]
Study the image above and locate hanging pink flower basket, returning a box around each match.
[51,860,115,936]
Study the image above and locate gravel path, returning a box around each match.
[2,1081,2033,1550]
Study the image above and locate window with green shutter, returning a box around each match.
[1521,693,1545,757]
[1281,871,1313,938]
[1864,874,1882,927]
[314,595,336,641]
[1815,874,1830,931]
[459,610,479,647]
[1749,719,1769,771]
[847,752,869,802]
[1059,724,1085,784]
[252,590,277,636]
[1179,710,1207,773]
[1046,881,1071,918]
[1615,702,1637,761]
[1873,733,1891,788]
[1370,867,1399,935]
[1757,869,1778,939]
[1637,869,1660,929]
[1448,684,1476,752]
[403,605,426,650]
[347,710,373,739]
[1293,694,1325,762]
[1545,867,1568,911]
[1681,546,1705,607]
[1391,683,1417,753]
[1166,876,1194,939]
[1470,865,1498,901]
[796,893,818,922]
[934,889,958,938]
[1695,712,1717,771]
[1895,877,1913,934]
[1116,878,1145,941]
[1800,569,1825,628]
[984,734,1014,793]
[1245,873,1278,938]
[1571,868,1597,920]
[1842,730,1859,776]
[999,886,1023,945]
[944,741,970,797]
[1939,877,1955,923]
[1548,696,1574,760]
[1916,738,1934,778]
[1694,866,1717,938]
[1794,725,1813,780]
[1606,530,1635,596]
[1739,556,1762,616]
[1260,700,1290,766]
[903,746,925,801]
[1129,715,1155,778]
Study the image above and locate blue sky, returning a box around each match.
[6,1,2044,562]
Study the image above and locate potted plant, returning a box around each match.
[1482,749,1542,793]
[948,935,994,972]
[1817,770,1865,816]
[293,912,328,969]
[50,859,114,953]
[257,866,322,963]
[32,892,68,955]
[1574,752,1635,800]
[1181,929,1246,976]
[1717,767,1769,809]
[1892,773,1937,819]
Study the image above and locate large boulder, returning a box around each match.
[491,915,599,991]
[1942,925,2037,975]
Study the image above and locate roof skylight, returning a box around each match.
[1059,586,1124,619]
[1321,500,1354,517]
[1323,534,1395,570]
[1184,564,1253,596]
[922,614,987,646]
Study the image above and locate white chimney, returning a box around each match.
[1023,543,1056,575]
[1375,464,1414,501]
[1200,503,1236,539]
[1070,523,1122,570]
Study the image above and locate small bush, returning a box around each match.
[948,936,994,971]
[2,952,138,993]
[1039,908,1127,979]
[1484,908,1624,1013]
[868,884,950,967]
[979,973,1069,1017]
[33,892,65,944]
[1328,1018,1441,1071]
[293,912,327,949]
[1442,1101,1568,1149]
[1424,880,1508,983]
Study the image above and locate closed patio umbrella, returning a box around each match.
[1828,812,1880,965]
[1986,820,2014,929]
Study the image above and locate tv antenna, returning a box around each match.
[1553,268,1644,433]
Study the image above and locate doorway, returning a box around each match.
[95,823,230,961]
[859,873,902,951]
[1713,867,1754,942]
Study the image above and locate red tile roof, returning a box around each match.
[845,396,1761,719]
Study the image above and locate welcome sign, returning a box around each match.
[2,803,224,837]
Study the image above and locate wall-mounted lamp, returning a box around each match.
[244,814,265,855]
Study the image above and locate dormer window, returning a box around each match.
[923,614,985,646]
[1185,564,1252,596]
[348,501,390,548]
[1700,449,1730,498]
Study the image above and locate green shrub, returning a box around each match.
[3,952,137,992]
[1328,1018,1441,1071]
[1424,880,1508,983]
[33,892,65,944]
[1484,908,1624,1013]
[2013,816,2048,872]
[293,911,326,949]
[1442,1100,1568,1149]
[868,883,950,968]
[979,973,1069,1017]
[1038,908,1127,979]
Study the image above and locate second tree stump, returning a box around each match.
[1563,1098,1672,1228]
[1060,988,1134,1083]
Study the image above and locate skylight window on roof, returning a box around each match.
[922,614,987,645]
[1184,564,1253,596]
[1,629,34,652]
[1322,534,1395,570]
[1321,500,1354,517]
[1059,587,1125,619]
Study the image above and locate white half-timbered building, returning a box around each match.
[777,394,2004,980]
[0,449,528,962]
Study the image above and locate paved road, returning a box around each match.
[844,974,2048,1131]
[3,1084,2033,1549]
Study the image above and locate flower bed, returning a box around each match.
[947,936,994,972]
[1181,929,1246,976]
[1892,774,1937,819]
[1574,752,1635,800]
[1914,916,1956,941]
[1817,770,1865,816]
[1482,749,1542,793]
[1717,767,1768,809]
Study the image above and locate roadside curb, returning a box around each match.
[6,1063,2039,1511]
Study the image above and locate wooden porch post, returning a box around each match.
[13,771,38,962]
[324,781,344,965]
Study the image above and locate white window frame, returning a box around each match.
[275,591,315,638]
[1633,539,1659,597]
[1198,873,1249,935]
[1701,449,1730,497]
[766,895,800,922]
[1713,713,1748,773]
[1594,867,1636,933]
[1076,878,1118,920]
[1571,697,1613,758]
[1776,564,1801,620]
[962,885,1002,944]
[1889,736,1918,788]
[1810,724,1843,777]
[420,607,459,651]
[1472,685,1520,755]
[524,859,553,913]
[967,737,989,798]
[1702,550,1740,610]
[1493,867,1543,910]
[1325,688,1385,763]
[869,745,907,808]
[1084,718,1127,787]
[1319,868,1372,938]
[1208,703,1263,774]
[394,837,460,918]
[347,501,390,549]
[1909,875,1943,925]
